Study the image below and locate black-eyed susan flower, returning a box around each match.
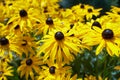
[85,5,102,20]
[37,28,80,63]
[72,4,87,16]
[16,34,37,57]
[110,6,120,14]
[17,55,43,80]
[37,60,71,80]
[39,0,60,17]
[0,25,24,59]
[6,0,41,33]
[0,61,13,80]
[34,16,69,35]
[71,4,102,21]
[34,16,54,35]
[106,6,120,23]
[71,4,88,22]
[82,18,120,56]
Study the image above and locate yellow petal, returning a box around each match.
[114,66,120,70]
[96,40,105,55]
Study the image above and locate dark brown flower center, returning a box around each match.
[26,59,33,66]
[14,25,20,29]
[88,8,93,13]
[80,4,84,8]
[92,21,101,29]
[19,9,28,17]
[49,66,56,74]
[44,7,48,13]
[0,37,9,45]
[102,29,114,39]
[46,17,53,25]
[70,24,74,29]
[118,12,120,15]
[55,31,64,40]
[8,3,13,6]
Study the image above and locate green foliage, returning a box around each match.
[70,47,120,79]
[59,0,119,15]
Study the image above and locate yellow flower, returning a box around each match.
[66,22,90,50]
[106,6,120,23]
[39,0,60,17]
[110,6,120,14]
[85,6,102,20]
[106,12,120,23]
[0,61,13,80]
[34,16,65,35]
[71,4,89,22]
[37,28,80,63]
[37,60,71,80]
[16,34,37,57]
[0,24,23,59]
[82,18,120,56]
[72,4,87,15]
[17,55,43,80]
[7,0,40,33]
[72,4,102,21]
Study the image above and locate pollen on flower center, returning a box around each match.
[46,17,53,25]
[88,8,93,13]
[0,37,9,45]
[102,29,114,39]
[19,9,28,17]
[55,31,64,40]
[49,66,56,74]
[26,59,33,66]
[92,21,101,29]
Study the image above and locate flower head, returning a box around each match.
[37,60,71,80]
[82,17,120,56]
[17,55,43,80]
[37,28,80,63]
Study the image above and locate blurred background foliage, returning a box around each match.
[59,0,120,79]
[70,47,120,79]
[59,0,119,15]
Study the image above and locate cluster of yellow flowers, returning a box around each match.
[0,0,120,80]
